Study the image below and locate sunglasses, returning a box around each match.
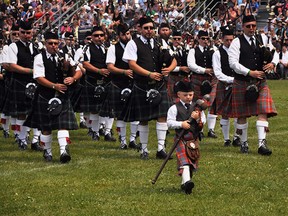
[47,42,59,45]
[143,26,154,30]
[173,37,181,41]
[200,37,209,40]
[86,37,92,40]
[92,34,104,37]
[20,31,32,35]
[245,24,256,28]
[12,32,19,36]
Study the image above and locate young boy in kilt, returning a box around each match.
[24,31,82,163]
[167,81,203,194]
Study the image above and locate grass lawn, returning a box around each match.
[0,80,288,216]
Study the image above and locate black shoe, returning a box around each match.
[199,131,204,139]
[3,130,9,138]
[43,150,52,162]
[128,140,139,149]
[87,128,93,137]
[207,129,217,138]
[15,134,19,144]
[240,141,249,154]
[258,139,272,156]
[156,149,173,160]
[224,140,231,147]
[104,133,116,142]
[60,146,71,163]
[19,140,28,151]
[99,127,105,136]
[92,132,100,141]
[181,180,194,194]
[120,143,128,149]
[31,142,43,151]
[140,151,149,160]
[79,121,87,129]
[232,136,241,147]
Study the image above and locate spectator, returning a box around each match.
[23,5,35,22]
[60,20,72,37]
[34,5,44,20]
[100,12,112,29]
[278,45,288,79]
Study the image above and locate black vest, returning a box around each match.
[61,45,75,58]
[236,35,263,81]
[13,41,37,81]
[195,46,213,76]
[85,43,107,80]
[175,102,199,138]
[37,51,63,99]
[219,46,234,77]
[134,37,160,83]
[171,46,188,76]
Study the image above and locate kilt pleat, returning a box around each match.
[0,80,5,111]
[214,81,233,116]
[120,82,173,122]
[2,78,34,116]
[230,79,277,118]
[24,93,78,131]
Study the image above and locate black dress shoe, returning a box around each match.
[207,129,217,138]
[240,141,249,154]
[224,140,231,147]
[128,140,139,149]
[120,143,128,149]
[232,136,241,147]
[156,149,173,160]
[258,139,272,156]
[3,130,9,138]
[92,132,100,141]
[19,140,28,151]
[104,133,116,142]
[43,150,52,162]
[87,128,93,137]
[181,180,194,194]
[99,128,105,136]
[31,142,43,151]
[140,151,149,160]
[79,121,87,129]
[60,146,71,163]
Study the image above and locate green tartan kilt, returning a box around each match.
[24,93,78,131]
[79,78,108,113]
[120,81,173,122]
[99,82,131,118]
[2,78,34,116]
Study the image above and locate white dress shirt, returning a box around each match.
[167,100,191,129]
[187,45,207,74]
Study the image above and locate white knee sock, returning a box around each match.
[32,128,41,143]
[57,130,69,154]
[220,119,230,141]
[207,113,217,130]
[138,124,149,153]
[16,119,27,142]
[130,121,139,142]
[182,165,191,184]
[104,117,114,135]
[233,118,238,138]
[117,120,127,144]
[237,123,248,144]
[256,120,268,147]
[90,113,99,134]
[1,114,10,131]
[79,112,85,123]
[41,134,53,155]
[84,113,91,128]
[156,122,168,151]
[201,111,206,125]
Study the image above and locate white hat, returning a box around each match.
[103,13,108,17]
[28,6,33,9]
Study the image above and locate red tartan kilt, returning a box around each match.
[231,79,277,118]
[167,74,190,103]
[190,74,218,106]
[215,81,233,116]
[176,139,199,171]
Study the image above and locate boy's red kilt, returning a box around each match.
[176,138,199,175]
[231,79,277,118]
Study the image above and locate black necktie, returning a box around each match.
[185,103,190,110]
[250,37,256,50]
[147,39,152,50]
[26,42,31,54]
[51,54,57,66]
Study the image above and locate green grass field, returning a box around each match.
[1,80,288,216]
